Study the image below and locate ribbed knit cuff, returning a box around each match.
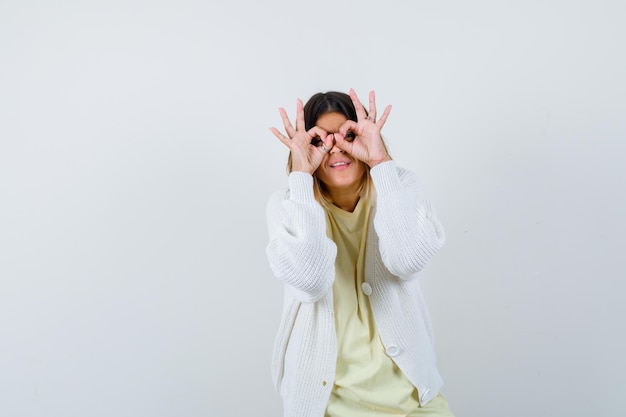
[370,160,402,196]
[288,171,316,202]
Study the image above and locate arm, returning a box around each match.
[266,172,337,302]
[331,89,445,276]
[371,160,445,277]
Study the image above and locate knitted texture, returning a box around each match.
[266,161,446,417]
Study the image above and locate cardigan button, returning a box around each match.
[361,282,372,295]
[385,345,400,357]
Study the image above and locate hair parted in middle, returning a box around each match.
[287,91,389,209]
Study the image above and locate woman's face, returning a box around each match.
[314,112,366,194]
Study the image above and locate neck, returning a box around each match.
[328,185,361,212]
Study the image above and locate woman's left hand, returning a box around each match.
[334,89,393,168]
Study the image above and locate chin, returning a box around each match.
[326,173,365,190]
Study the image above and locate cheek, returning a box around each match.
[354,161,367,175]
[314,156,329,173]
[313,163,329,182]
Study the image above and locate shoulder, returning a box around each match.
[268,187,289,203]
[267,187,289,212]
[395,166,422,190]
[371,161,422,196]
[396,166,417,182]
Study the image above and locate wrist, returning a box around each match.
[292,167,314,175]
[291,161,315,175]
[368,155,392,168]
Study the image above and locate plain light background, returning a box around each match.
[1,0,624,416]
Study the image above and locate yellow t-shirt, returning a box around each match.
[324,196,421,416]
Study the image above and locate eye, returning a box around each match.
[310,136,323,146]
[345,132,355,142]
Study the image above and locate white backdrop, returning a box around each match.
[1,1,625,416]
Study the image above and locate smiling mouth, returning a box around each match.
[330,161,349,168]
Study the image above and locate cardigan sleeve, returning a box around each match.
[265,172,337,302]
[370,160,446,277]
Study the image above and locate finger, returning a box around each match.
[295,98,305,132]
[307,126,331,151]
[368,90,377,122]
[308,133,333,169]
[376,104,392,129]
[318,133,334,154]
[349,88,368,120]
[333,131,353,154]
[307,126,329,140]
[306,126,329,148]
[338,120,358,137]
[269,127,291,148]
[279,107,296,138]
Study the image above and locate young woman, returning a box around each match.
[266,89,453,417]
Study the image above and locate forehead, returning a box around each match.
[315,112,348,133]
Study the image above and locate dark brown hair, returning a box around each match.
[303,91,360,130]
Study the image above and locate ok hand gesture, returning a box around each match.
[334,89,392,168]
[270,99,334,175]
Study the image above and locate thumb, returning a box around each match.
[334,132,351,152]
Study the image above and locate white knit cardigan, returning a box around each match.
[266,160,446,417]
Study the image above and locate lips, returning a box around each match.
[329,160,351,169]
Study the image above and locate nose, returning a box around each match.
[328,136,343,154]
[330,146,343,154]
[329,145,344,154]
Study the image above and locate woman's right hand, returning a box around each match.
[270,98,334,175]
